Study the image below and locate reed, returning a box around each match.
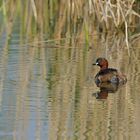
[0,0,139,47]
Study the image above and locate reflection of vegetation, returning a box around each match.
[0,1,139,140]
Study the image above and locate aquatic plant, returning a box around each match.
[0,0,139,49]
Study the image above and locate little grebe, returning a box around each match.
[93,58,127,85]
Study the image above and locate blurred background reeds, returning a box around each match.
[0,1,140,140]
[0,0,139,47]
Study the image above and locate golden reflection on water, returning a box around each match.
[0,34,140,140]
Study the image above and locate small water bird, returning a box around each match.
[93,57,127,85]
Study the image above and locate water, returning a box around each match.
[0,33,140,140]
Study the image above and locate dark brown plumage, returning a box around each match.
[93,58,127,85]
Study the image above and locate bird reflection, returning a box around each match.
[93,82,122,99]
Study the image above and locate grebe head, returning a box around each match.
[93,57,108,70]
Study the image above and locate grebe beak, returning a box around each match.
[93,62,98,65]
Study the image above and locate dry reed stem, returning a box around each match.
[30,0,37,21]
[0,0,140,51]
